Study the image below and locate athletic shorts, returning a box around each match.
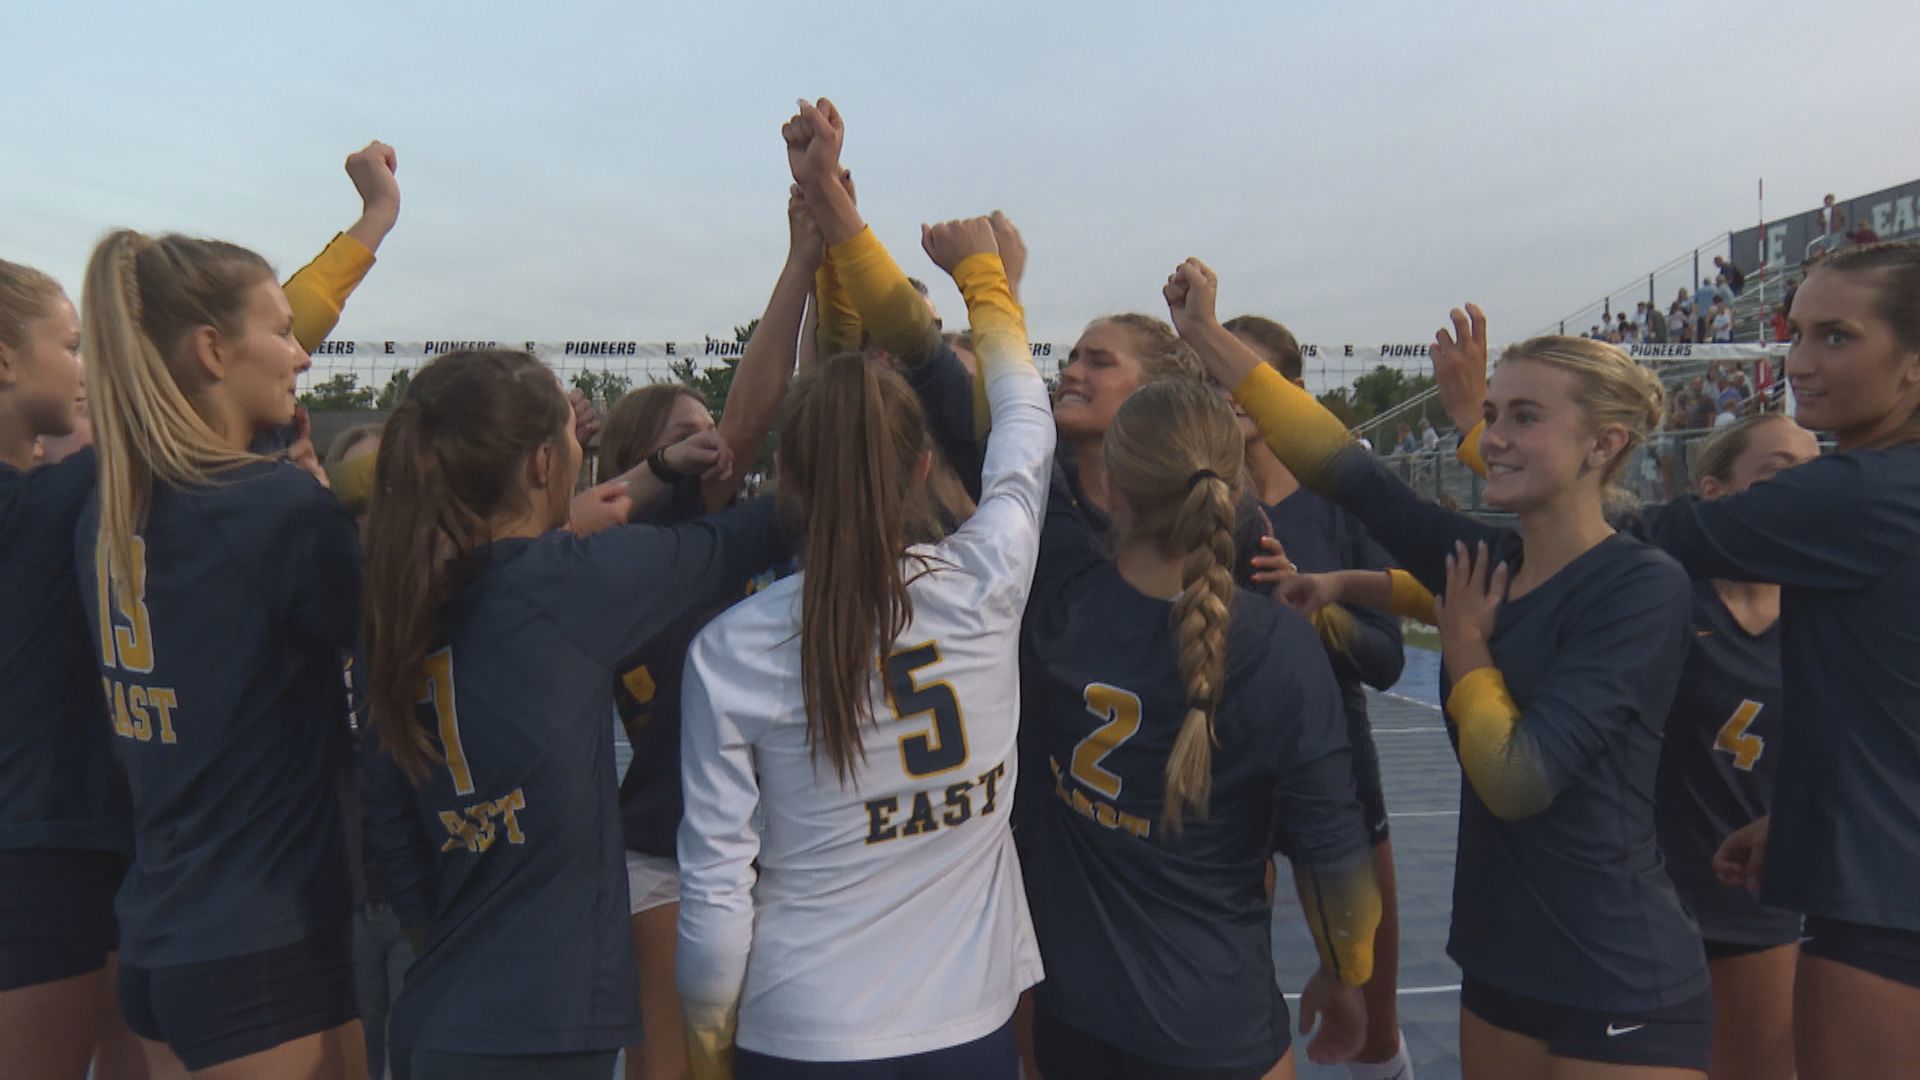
[625,850,680,915]
[0,848,123,991]
[1802,916,1920,990]
[1703,936,1796,961]
[736,1017,1016,1079]
[1461,975,1713,1071]
[398,1048,618,1080]
[118,928,359,1071]
[1033,1010,1279,1080]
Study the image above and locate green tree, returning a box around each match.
[298,372,374,411]
[1316,388,1360,428]
[570,368,633,404]
[374,368,412,410]
[1349,365,1437,422]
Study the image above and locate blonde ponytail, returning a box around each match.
[80,230,274,585]
[1105,380,1245,831]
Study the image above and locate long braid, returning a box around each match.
[1164,473,1236,829]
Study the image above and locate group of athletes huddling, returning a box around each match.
[3,97,1918,1080]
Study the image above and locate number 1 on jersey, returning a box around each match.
[421,647,475,795]
[1714,699,1765,772]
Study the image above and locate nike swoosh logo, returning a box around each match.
[1695,629,1715,637]
[1606,1023,1646,1037]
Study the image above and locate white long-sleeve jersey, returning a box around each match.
[676,260,1051,1067]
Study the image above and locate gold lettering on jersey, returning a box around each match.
[438,786,530,853]
[863,762,1008,845]
[103,676,179,745]
[1050,757,1151,840]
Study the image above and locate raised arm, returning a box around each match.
[1166,259,1501,590]
[698,187,820,512]
[785,99,941,367]
[285,141,400,351]
[922,217,1056,606]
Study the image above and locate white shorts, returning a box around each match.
[625,851,680,915]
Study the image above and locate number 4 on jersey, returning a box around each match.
[1715,700,1765,772]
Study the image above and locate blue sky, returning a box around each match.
[7,0,1917,354]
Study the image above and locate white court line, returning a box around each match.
[1371,727,1440,734]
[1382,690,1442,708]
[1285,984,1461,1001]
[1389,810,1459,818]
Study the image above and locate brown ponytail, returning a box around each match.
[1104,380,1245,830]
[362,349,571,782]
[778,352,940,784]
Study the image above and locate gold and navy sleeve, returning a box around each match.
[1294,855,1383,987]
[813,253,862,357]
[1232,363,1502,594]
[1445,554,1691,821]
[827,226,942,367]
[283,233,376,353]
[1456,419,1489,475]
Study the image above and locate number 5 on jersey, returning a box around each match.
[883,643,968,778]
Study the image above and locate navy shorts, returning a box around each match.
[398,1049,618,1080]
[736,1017,1016,1079]
[0,848,123,992]
[1462,976,1713,1071]
[118,928,359,1071]
[1033,1010,1279,1080]
[1802,916,1920,990]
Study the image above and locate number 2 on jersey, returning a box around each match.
[883,643,968,778]
[1714,699,1765,772]
[421,647,476,795]
[1073,684,1143,798]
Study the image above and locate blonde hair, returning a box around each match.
[0,259,63,350]
[1498,336,1664,507]
[1104,379,1244,830]
[1691,412,1800,488]
[1095,313,1204,385]
[80,230,275,585]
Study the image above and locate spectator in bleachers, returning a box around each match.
[1616,312,1632,340]
[1847,219,1881,246]
[1686,378,1716,430]
[1714,255,1747,295]
[1809,194,1848,259]
[1772,304,1792,343]
[1647,302,1669,343]
[1715,373,1743,415]
[1710,298,1734,342]
[1694,277,1719,337]
[1419,417,1439,453]
[1589,324,1604,339]
[1675,287,1693,319]
[1392,421,1418,456]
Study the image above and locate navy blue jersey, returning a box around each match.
[390,498,783,1056]
[614,475,743,860]
[74,459,362,967]
[1232,488,1405,698]
[0,451,128,853]
[1019,486,1366,1069]
[1641,445,1920,933]
[1290,446,1705,1011]
[1654,581,1798,946]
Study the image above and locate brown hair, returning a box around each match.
[363,349,572,781]
[1497,336,1664,507]
[0,258,63,350]
[1104,379,1244,830]
[325,422,383,467]
[1095,313,1204,385]
[779,352,940,783]
[598,383,706,479]
[1691,413,1801,488]
[1813,240,1920,448]
[1222,315,1304,382]
[80,230,276,587]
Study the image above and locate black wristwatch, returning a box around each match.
[646,447,682,483]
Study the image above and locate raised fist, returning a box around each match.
[920,217,1000,276]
